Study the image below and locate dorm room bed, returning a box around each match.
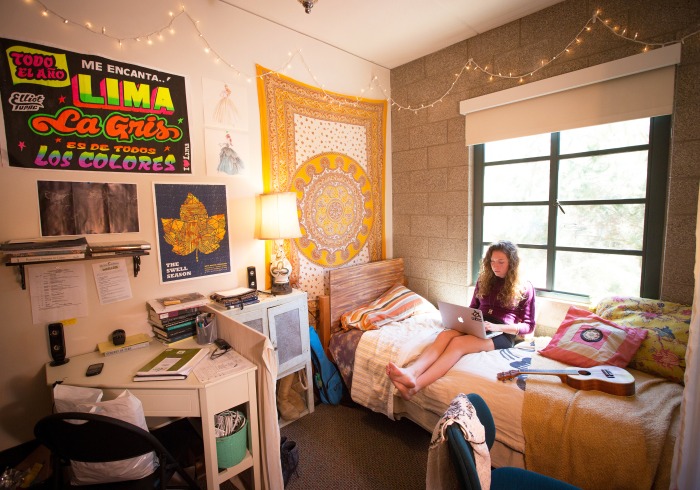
[316,258,684,490]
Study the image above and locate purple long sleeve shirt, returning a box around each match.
[469,278,536,336]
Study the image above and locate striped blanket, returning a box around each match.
[351,313,443,418]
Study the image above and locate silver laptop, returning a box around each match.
[437,301,503,339]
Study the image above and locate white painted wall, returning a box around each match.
[0,0,391,450]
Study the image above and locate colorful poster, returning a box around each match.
[153,183,230,283]
[0,38,191,173]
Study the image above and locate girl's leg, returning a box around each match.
[400,335,494,400]
[387,329,462,388]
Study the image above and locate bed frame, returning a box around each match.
[315,258,681,484]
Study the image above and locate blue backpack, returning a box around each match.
[308,326,343,405]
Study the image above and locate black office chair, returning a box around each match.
[445,393,580,490]
[34,412,201,490]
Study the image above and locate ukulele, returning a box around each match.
[497,365,636,396]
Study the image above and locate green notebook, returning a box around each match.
[135,347,208,377]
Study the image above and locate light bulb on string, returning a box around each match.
[23,0,700,114]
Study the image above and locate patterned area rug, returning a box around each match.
[256,66,387,299]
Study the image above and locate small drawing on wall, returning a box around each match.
[204,127,250,177]
[202,77,248,131]
[37,181,139,236]
[214,83,239,127]
[202,77,250,177]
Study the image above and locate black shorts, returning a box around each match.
[492,332,516,350]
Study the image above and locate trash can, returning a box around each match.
[215,410,247,468]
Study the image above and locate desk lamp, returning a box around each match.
[256,192,302,295]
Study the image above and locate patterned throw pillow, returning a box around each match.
[540,306,647,368]
[340,284,436,331]
[595,296,691,384]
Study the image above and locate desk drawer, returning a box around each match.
[205,374,251,414]
[102,388,200,417]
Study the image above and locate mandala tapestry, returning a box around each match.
[256,65,387,299]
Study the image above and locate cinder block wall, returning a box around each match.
[391,0,700,305]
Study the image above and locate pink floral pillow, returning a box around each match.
[540,306,648,368]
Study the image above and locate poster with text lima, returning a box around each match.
[0,37,191,173]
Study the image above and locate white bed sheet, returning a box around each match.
[351,311,532,455]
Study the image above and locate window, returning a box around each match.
[472,116,671,301]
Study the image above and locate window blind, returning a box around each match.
[460,44,680,146]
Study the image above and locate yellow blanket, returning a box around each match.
[522,355,683,490]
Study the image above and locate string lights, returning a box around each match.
[25,0,700,113]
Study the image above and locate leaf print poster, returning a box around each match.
[153,183,231,283]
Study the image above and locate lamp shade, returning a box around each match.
[257,192,302,240]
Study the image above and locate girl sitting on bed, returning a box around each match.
[386,240,535,400]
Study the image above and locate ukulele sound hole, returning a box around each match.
[577,369,591,376]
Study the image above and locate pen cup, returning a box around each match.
[196,314,217,345]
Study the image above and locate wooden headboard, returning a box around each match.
[333,256,404,322]
[315,258,405,354]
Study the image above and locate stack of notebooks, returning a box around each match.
[133,346,208,382]
[210,287,259,309]
[0,237,88,263]
[147,293,209,344]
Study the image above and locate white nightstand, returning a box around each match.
[210,289,314,421]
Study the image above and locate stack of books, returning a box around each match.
[210,287,259,309]
[133,347,209,382]
[147,293,209,344]
[0,237,88,264]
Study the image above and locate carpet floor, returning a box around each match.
[280,401,431,489]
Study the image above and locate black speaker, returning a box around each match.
[247,266,257,290]
[48,322,69,366]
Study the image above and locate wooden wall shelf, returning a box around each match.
[5,251,149,289]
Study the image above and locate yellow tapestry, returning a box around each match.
[256,65,387,299]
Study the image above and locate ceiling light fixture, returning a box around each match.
[298,0,318,14]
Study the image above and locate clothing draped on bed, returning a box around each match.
[522,354,683,490]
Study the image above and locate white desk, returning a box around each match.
[45,339,260,490]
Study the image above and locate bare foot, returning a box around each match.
[391,379,417,401]
[386,362,416,388]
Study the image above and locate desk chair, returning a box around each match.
[34,412,201,490]
[446,394,579,490]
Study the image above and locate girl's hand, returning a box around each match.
[484,321,501,333]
